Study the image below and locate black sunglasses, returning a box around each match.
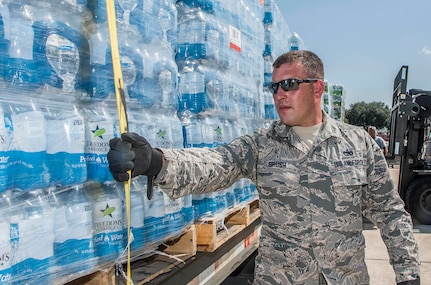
[268,78,320,94]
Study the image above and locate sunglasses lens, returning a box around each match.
[280,79,299,91]
[269,79,306,94]
[268,82,278,94]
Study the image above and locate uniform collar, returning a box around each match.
[273,111,344,142]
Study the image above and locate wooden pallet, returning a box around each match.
[195,199,260,252]
[130,225,197,285]
[64,225,197,285]
[63,267,116,285]
[61,200,262,284]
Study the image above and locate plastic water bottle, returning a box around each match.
[264,89,277,120]
[182,194,194,226]
[154,52,178,111]
[163,192,184,237]
[127,178,146,252]
[144,112,173,149]
[192,193,207,220]
[9,104,48,191]
[263,57,272,88]
[178,65,206,114]
[130,0,163,44]
[157,2,177,47]
[0,224,11,284]
[227,80,241,119]
[176,7,206,63]
[180,111,203,148]
[31,1,92,99]
[205,192,217,218]
[88,182,124,262]
[170,113,184,149]
[204,68,224,113]
[150,53,182,150]
[263,0,274,25]
[12,189,55,285]
[88,0,142,103]
[0,3,10,82]
[0,193,12,284]
[45,103,87,186]
[222,118,233,145]
[234,178,246,206]
[225,185,236,209]
[201,114,224,148]
[84,102,118,183]
[4,3,41,91]
[205,24,221,67]
[87,18,114,101]
[206,190,227,218]
[250,180,258,201]
[0,106,12,193]
[44,33,80,94]
[121,43,146,105]
[48,185,96,277]
[141,39,177,109]
[143,186,166,245]
[289,32,300,51]
[216,189,227,215]
[116,0,138,26]
[200,115,215,148]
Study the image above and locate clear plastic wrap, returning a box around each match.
[0,0,284,283]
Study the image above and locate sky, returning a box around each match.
[274,0,431,108]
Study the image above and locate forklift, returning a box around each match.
[388,65,431,224]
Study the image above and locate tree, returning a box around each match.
[345,101,390,129]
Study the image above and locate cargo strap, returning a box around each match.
[105,1,132,284]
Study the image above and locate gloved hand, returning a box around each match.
[397,277,420,285]
[108,132,163,183]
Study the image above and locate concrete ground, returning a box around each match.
[364,222,431,284]
[365,164,431,284]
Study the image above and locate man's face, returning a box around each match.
[271,62,323,127]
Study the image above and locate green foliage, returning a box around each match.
[345,101,390,129]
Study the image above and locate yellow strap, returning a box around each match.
[105,1,132,284]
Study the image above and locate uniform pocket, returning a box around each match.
[330,166,367,214]
[330,166,367,188]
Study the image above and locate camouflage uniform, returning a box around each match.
[155,112,420,284]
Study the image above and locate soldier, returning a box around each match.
[107,50,420,284]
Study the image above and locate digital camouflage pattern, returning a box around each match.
[155,112,420,284]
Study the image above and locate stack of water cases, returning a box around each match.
[322,81,332,115]
[262,0,290,125]
[0,0,185,284]
[175,0,263,222]
[0,1,97,284]
[330,84,346,121]
[0,0,296,283]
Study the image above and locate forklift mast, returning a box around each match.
[389,65,431,199]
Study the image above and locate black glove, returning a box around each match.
[397,277,420,285]
[108,132,163,198]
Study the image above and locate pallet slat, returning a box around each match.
[196,199,260,252]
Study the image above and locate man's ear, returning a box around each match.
[314,80,325,98]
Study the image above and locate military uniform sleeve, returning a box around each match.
[362,131,420,283]
[154,134,259,199]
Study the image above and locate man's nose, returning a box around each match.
[273,87,288,99]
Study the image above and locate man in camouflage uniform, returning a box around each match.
[107,50,420,284]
